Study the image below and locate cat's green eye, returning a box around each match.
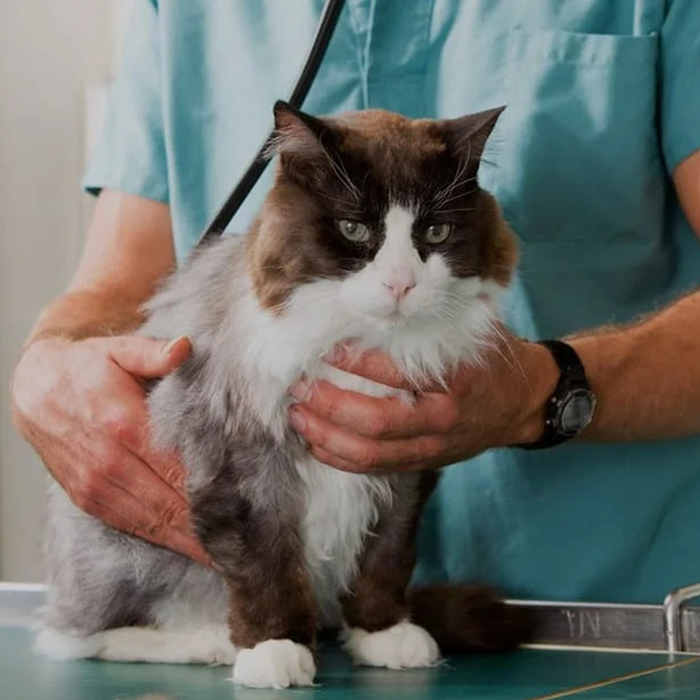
[424,223,452,244]
[337,219,371,243]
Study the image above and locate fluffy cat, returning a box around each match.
[37,102,529,689]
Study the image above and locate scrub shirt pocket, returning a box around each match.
[488,29,662,245]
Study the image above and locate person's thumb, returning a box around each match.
[107,335,192,379]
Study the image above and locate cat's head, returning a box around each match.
[246,102,517,361]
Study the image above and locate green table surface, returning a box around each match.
[3,626,700,700]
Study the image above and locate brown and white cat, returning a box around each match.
[37,102,528,689]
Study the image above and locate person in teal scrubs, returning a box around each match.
[11,1,700,605]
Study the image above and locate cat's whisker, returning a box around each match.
[263,288,337,316]
[485,320,529,386]
[318,190,364,213]
[432,158,473,202]
[319,142,362,202]
[432,166,477,207]
[433,289,481,304]
[435,207,478,214]
[433,185,480,208]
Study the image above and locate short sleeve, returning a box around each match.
[82,0,168,202]
[660,0,700,173]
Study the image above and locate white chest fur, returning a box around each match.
[295,363,403,628]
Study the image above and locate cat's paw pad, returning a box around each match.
[343,621,440,670]
[232,639,316,688]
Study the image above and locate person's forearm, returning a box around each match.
[568,289,700,442]
[25,192,175,348]
[27,289,144,346]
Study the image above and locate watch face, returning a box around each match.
[560,389,596,434]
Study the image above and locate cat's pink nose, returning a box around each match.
[383,275,416,301]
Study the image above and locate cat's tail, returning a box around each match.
[407,584,535,653]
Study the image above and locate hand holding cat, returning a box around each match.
[289,331,558,473]
[10,334,211,566]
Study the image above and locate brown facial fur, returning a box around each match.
[247,104,517,311]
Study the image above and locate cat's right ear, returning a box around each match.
[268,101,337,187]
[268,101,331,160]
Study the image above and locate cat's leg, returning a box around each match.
[191,461,317,689]
[341,472,441,670]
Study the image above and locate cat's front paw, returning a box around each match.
[343,621,440,670]
[232,639,316,688]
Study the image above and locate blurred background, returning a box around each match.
[0,1,134,581]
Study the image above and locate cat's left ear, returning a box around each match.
[443,106,506,161]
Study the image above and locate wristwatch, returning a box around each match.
[520,339,597,450]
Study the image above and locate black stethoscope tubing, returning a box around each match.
[196,0,346,247]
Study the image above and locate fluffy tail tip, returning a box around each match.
[408,584,535,654]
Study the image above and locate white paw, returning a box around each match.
[232,639,316,689]
[343,621,440,670]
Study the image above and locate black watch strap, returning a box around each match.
[519,339,594,450]
[539,339,586,380]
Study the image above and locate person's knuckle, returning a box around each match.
[76,472,102,507]
[313,386,338,416]
[432,399,460,433]
[9,400,32,436]
[305,418,326,447]
[142,518,167,540]
[160,502,185,528]
[71,488,92,513]
[100,458,123,482]
[10,367,53,424]
[419,435,445,460]
[310,447,330,466]
[356,445,380,470]
[365,410,391,438]
[100,407,137,443]
[95,446,124,481]
[163,464,186,489]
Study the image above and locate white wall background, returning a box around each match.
[0,0,132,581]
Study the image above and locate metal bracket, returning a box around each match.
[664,583,700,652]
[509,583,700,654]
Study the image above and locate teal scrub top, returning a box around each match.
[84,0,700,605]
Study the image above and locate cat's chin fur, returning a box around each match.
[236,273,504,441]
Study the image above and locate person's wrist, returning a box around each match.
[510,340,560,446]
[23,329,74,351]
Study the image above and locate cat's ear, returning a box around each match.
[268,101,340,187]
[269,100,333,160]
[443,106,506,161]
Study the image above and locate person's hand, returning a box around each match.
[10,334,212,566]
[288,330,559,473]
